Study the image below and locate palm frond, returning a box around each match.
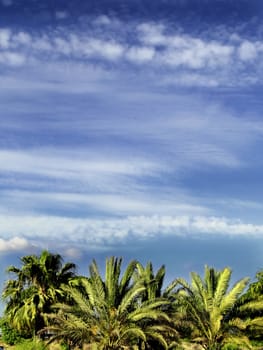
[221,277,249,312]
[213,267,231,308]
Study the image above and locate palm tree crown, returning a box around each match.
[2,250,76,336]
[46,256,172,350]
[176,265,253,350]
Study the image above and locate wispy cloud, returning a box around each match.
[0,96,261,216]
[0,189,208,217]
[1,0,12,6]
[0,149,159,179]
[0,83,262,220]
[0,14,263,258]
[55,11,69,20]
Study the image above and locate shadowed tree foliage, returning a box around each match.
[2,250,76,337]
[45,257,174,350]
[134,261,180,349]
[134,262,166,301]
[134,262,178,301]
[236,269,263,341]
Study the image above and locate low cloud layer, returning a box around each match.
[0,214,262,255]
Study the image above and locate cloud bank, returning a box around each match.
[0,214,262,254]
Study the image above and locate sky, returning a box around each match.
[0,0,263,301]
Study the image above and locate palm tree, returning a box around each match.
[2,249,76,337]
[46,257,172,350]
[176,265,258,350]
[134,261,180,349]
[134,262,166,301]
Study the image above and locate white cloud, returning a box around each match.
[13,31,32,45]
[138,23,234,69]
[238,40,259,61]
[137,23,166,46]
[54,37,71,55]
[83,38,124,60]
[0,51,25,66]
[53,34,125,61]
[0,237,31,252]
[0,20,262,87]
[93,15,112,26]
[0,29,11,49]
[158,38,233,69]
[33,35,53,51]
[126,46,155,63]
[0,215,262,253]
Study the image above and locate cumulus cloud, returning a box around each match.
[137,23,166,46]
[84,39,124,60]
[161,42,233,69]
[0,237,31,252]
[238,41,259,61]
[13,31,32,45]
[137,23,235,69]
[0,19,262,86]
[126,46,155,63]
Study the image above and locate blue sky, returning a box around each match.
[0,0,263,296]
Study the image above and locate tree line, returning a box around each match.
[1,250,263,350]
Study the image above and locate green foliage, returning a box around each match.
[236,269,263,341]
[222,343,240,350]
[250,339,263,348]
[45,257,174,350]
[59,343,71,350]
[134,261,166,301]
[0,317,26,345]
[2,250,76,337]
[176,266,252,350]
[14,338,47,350]
[1,250,262,350]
